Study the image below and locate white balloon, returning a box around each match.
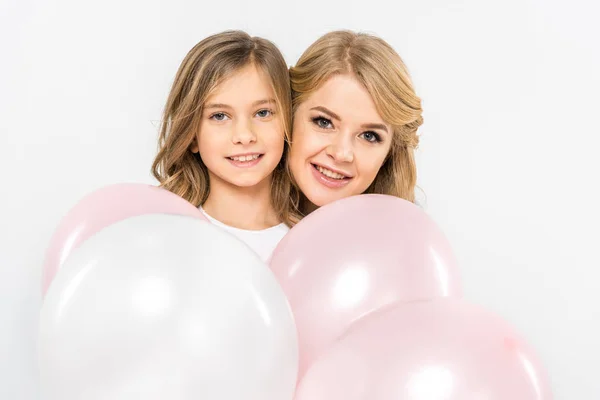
[38,214,298,400]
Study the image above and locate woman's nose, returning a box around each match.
[326,135,354,163]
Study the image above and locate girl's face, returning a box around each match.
[289,74,393,207]
[191,63,284,190]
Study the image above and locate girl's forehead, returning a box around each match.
[206,64,276,104]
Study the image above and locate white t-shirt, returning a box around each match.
[198,206,289,263]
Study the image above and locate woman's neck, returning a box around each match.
[203,176,279,230]
[300,194,319,215]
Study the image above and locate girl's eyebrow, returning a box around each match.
[204,103,232,110]
[204,98,276,110]
[252,98,276,107]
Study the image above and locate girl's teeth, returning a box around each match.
[231,155,259,162]
[317,165,345,179]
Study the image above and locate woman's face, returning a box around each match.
[289,74,393,207]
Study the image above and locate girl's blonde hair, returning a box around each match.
[288,30,423,223]
[152,30,294,224]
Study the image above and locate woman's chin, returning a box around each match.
[304,189,351,210]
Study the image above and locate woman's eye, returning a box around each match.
[256,109,273,118]
[360,131,382,143]
[210,113,229,121]
[312,116,333,129]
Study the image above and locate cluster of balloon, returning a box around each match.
[269,194,552,399]
[38,184,299,400]
[39,185,552,400]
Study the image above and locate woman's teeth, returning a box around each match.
[230,154,260,162]
[316,165,346,180]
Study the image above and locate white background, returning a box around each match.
[1,0,598,398]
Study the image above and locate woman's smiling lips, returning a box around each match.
[310,162,352,188]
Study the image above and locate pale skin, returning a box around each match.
[190,63,284,230]
[289,74,393,211]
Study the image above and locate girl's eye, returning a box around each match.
[360,131,382,143]
[312,116,333,129]
[210,113,229,121]
[256,109,273,118]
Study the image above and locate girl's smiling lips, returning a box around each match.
[226,152,264,168]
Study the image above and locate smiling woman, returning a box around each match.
[286,30,423,222]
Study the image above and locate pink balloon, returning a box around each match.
[269,194,462,379]
[41,183,207,296]
[296,299,552,400]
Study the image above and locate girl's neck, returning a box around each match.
[202,176,280,230]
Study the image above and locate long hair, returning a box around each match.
[287,30,423,224]
[151,30,294,224]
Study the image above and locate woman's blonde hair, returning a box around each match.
[288,30,423,223]
[151,30,294,224]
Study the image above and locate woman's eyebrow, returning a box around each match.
[361,123,388,133]
[310,106,341,121]
[310,106,388,133]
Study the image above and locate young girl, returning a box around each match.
[152,31,293,262]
